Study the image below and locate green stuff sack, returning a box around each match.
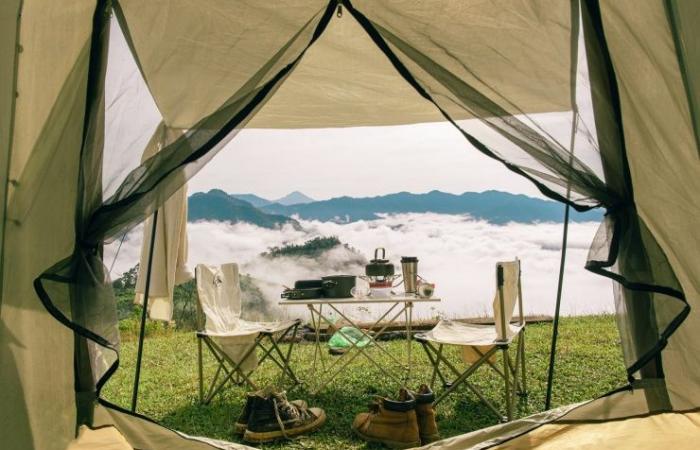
[328,326,371,353]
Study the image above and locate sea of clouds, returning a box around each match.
[106,213,613,322]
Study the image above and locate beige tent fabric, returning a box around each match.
[0,1,20,277]
[92,403,256,450]
[66,426,133,450]
[492,411,700,449]
[419,382,694,449]
[134,123,192,322]
[117,0,573,129]
[423,411,700,450]
[3,2,698,450]
[354,0,574,117]
[599,0,700,410]
[0,2,95,450]
[246,7,444,128]
[116,0,328,129]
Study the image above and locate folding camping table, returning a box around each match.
[279,295,440,393]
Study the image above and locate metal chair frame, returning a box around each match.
[417,259,527,422]
[194,268,301,404]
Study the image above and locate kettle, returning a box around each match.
[364,248,397,288]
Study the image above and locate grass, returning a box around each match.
[102,315,625,449]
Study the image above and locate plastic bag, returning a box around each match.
[328,326,371,352]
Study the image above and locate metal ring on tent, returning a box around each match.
[336,0,343,18]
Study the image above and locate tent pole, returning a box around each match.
[545,203,570,410]
[131,209,159,412]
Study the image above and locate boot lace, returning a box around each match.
[272,395,315,441]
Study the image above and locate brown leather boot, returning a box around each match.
[352,388,421,449]
[415,384,440,444]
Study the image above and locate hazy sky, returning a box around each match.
[189,123,544,201]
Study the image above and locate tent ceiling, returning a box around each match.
[247,8,444,128]
[118,0,574,129]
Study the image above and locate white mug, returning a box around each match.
[351,277,371,299]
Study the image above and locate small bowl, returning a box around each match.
[417,283,435,298]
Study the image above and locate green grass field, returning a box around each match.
[102,315,625,449]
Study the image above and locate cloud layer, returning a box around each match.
[106,214,613,322]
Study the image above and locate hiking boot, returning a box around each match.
[352,388,421,449]
[414,384,440,444]
[243,389,325,443]
[234,389,307,435]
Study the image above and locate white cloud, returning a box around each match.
[105,214,613,322]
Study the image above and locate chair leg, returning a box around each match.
[419,341,448,392]
[198,337,204,403]
[425,342,439,389]
[205,336,260,394]
[267,337,300,385]
[505,350,522,395]
[257,326,301,386]
[502,347,512,422]
[519,330,528,396]
[205,364,224,404]
[433,346,499,407]
[434,344,448,388]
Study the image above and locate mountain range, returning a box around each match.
[189,189,603,227]
[188,190,298,228]
[230,191,314,207]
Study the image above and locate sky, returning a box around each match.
[189,123,545,201]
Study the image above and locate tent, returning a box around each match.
[1,0,698,449]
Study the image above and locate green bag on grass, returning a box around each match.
[328,326,371,352]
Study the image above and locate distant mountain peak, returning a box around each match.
[188,191,297,229]
[206,188,228,196]
[274,191,315,206]
[230,193,271,208]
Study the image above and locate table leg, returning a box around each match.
[316,306,405,376]
[328,303,408,368]
[310,304,323,375]
[406,301,413,383]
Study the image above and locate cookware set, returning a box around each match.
[280,247,434,300]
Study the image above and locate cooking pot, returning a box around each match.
[322,275,356,298]
[294,279,323,289]
[281,287,323,300]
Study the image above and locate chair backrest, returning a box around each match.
[195,263,242,334]
[492,259,523,341]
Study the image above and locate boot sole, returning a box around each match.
[353,428,421,449]
[236,400,307,435]
[243,409,326,443]
[421,433,441,444]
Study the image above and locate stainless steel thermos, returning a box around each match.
[400,256,419,293]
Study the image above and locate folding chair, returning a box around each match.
[195,263,301,404]
[416,259,527,422]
